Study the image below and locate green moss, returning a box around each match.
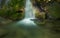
[0,0,25,20]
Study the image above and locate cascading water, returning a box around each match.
[25,0,35,18]
[18,0,36,26]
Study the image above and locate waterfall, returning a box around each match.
[0,0,2,8]
[25,0,35,19]
[17,0,36,26]
[0,0,2,5]
[5,0,10,5]
[0,0,10,9]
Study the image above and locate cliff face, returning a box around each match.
[32,0,60,19]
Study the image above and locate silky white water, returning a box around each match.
[25,0,35,18]
[18,0,36,26]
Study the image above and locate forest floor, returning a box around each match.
[0,17,60,38]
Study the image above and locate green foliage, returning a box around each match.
[0,0,25,21]
[9,0,25,8]
[48,2,60,18]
